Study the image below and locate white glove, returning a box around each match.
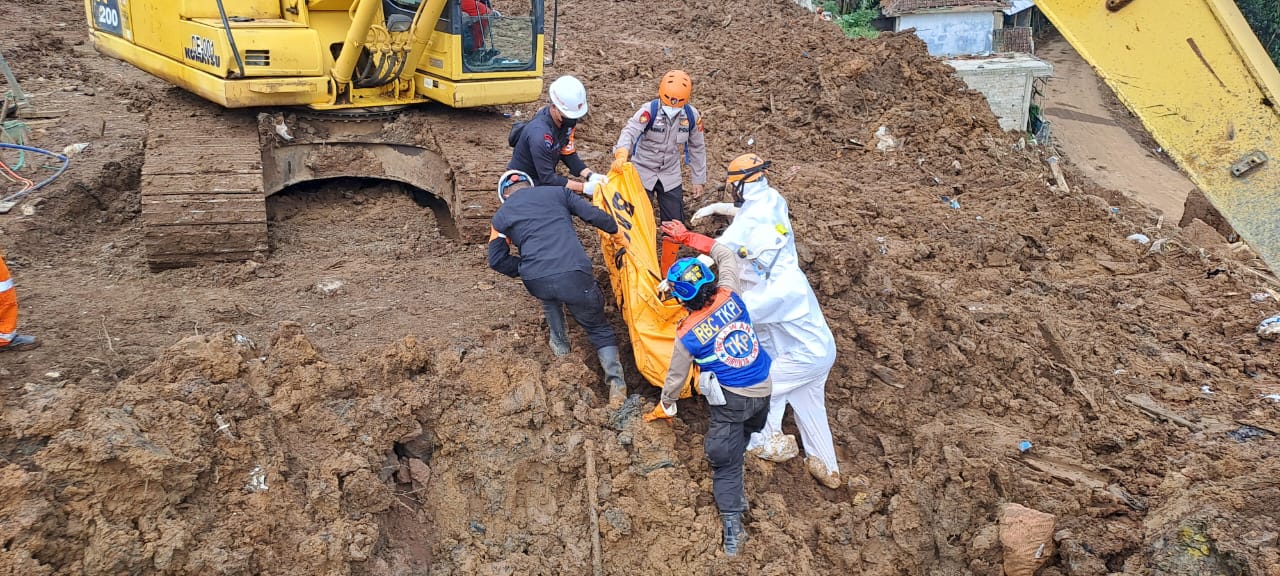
[583,180,601,198]
[586,171,609,185]
[691,202,738,223]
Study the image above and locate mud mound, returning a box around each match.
[1,0,1278,572]
[0,324,438,574]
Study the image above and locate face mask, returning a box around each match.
[559,115,579,129]
[662,105,682,118]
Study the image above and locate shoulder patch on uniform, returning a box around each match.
[543,133,554,149]
[639,110,651,124]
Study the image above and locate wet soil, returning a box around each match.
[0,0,1277,574]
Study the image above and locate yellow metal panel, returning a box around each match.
[1037,0,1280,272]
[179,0,281,19]
[416,74,542,108]
[91,31,331,107]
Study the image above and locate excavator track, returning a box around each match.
[141,100,268,269]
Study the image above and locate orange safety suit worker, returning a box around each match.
[0,255,22,348]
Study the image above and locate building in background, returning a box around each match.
[882,0,1011,56]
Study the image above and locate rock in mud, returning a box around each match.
[999,503,1056,576]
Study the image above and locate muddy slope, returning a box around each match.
[0,0,1278,573]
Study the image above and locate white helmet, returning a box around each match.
[497,169,532,203]
[548,75,589,119]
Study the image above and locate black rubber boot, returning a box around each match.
[721,512,748,557]
[597,345,627,408]
[543,302,570,357]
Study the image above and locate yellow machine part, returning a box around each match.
[594,164,697,398]
[1036,0,1280,273]
[86,0,543,109]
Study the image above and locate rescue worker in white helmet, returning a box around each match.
[488,170,630,407]
[644,220,771,557]
[507,75,609,196]
[691,153,842,489]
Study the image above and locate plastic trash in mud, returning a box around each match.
[875,236,888,255]
[1018,440,1033,453]
[245,466,268,492]
[940,195,960,209]
[874,126,900,151]
[1127,233,1151,245]
[607,394,645,434]
[1226,425,1270,442]
[1200,385,1214,395]
[62,142,89,156]
[1257,314,1280,340]
[1263,393,1280,402]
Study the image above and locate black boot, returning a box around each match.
[721,512,748,557]
[597,345,627,408]
[543,302,570,357]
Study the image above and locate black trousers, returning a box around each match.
[522,270,616,350]
[650,180,684,224]
[705,389,770,514]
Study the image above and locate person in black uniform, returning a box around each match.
[488,170,629,407]
[507,75,608,196]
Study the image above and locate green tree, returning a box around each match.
[824,0,881,39]
[1236,0,1280,69]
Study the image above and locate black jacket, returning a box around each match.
[506,107,588,187]
[488,185,618,280]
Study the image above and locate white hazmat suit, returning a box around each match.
[692,178,841,488]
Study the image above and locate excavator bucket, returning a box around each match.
[1036,0,1280,273]
[593,164,696,397]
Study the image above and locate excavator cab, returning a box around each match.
[85,0,546,109]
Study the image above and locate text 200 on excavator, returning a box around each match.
[86,0,549,267]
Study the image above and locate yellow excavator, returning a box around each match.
[1035,0,1280,274]
[85,0,549,267]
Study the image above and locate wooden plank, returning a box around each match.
[1123,393,1204,432]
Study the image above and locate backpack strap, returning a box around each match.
[630,99,662,157]
[631,100,699,165]
[682,103,696,165]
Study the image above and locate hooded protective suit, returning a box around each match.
[694,179,841,488]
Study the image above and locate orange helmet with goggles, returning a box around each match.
[658,70,692,107]
[726,153,771,188]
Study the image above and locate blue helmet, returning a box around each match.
[666,257,715,302]
[497,170,532,203]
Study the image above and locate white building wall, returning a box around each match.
[896,12,995,56]
[948,56,1053,131]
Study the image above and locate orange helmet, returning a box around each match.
[658,70,692,107]
[726,153,771,185]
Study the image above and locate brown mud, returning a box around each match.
[0,0,1277,574]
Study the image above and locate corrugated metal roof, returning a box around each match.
[882,0,1011,17]
[1003,0,1035,15]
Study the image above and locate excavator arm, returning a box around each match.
[1036,0,1280,273]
